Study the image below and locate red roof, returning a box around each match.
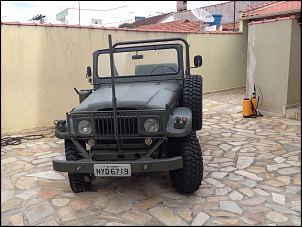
[132,13,172,27]
[241,1,301,18]
[222,22,240,31]
[135,19,241,33]
[136,19,201,32]
[248,15,297,24]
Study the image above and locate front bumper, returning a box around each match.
[53,156,183,173]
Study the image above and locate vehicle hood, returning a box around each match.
[73,81,181,112]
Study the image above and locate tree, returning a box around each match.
[118,22,135,28]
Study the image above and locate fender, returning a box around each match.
[166,107,192,137]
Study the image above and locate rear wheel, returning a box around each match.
[183,75,203,131]
[65,139,92,193]
[168,132,203,194]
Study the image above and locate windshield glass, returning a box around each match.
[97,46,179,78]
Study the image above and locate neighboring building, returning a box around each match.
[240,0,301,21]
[133,1,270,31]
[55,6,130,27]
[54,1,272,29]
[131,13,173,28]
[54,1,271,29]
[177,1,188,12]
[167,1,271,24]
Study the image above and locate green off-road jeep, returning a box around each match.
[53,34,204,194]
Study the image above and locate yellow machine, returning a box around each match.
[242,85,263,118]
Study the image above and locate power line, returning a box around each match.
[29,14,46,24]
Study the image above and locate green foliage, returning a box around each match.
[118,22,135,28]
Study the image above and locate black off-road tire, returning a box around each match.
[168,132,203,194]
[65,139,92,193]
[183,75,203,131]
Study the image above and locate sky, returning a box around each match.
[1,1,228,26]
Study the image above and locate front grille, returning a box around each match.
[96,111,138,138]
[67,110,166,139]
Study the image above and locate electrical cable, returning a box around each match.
[1,134,44,147]
[254,83,263,117]
[254,83,263,107]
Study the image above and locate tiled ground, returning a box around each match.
[1,87,301,226]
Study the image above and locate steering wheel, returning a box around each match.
[151,65,176,74]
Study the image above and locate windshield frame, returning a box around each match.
[92,43,185,85]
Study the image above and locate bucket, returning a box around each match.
[208,14,222,26]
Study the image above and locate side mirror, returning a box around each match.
[185,55,203,76]
[194,55,202,67]
[86,66,92,84]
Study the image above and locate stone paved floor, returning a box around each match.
[1,87,301,226]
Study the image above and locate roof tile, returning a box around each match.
[136,19,201,32]
[248,15,296,24]
[241,1,301,18]
[136,19,240,33]
[132,13,172,27]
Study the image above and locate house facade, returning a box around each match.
[239,1,301,115]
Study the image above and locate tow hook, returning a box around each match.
[84,174,95,182]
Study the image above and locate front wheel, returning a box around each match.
[65,139,92,193]
[168,132,203,194]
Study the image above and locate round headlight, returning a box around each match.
[144,118,159,132]
[78,120,92,134]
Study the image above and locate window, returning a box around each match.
[91,19,102,25]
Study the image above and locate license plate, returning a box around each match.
[94,164,131,177]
